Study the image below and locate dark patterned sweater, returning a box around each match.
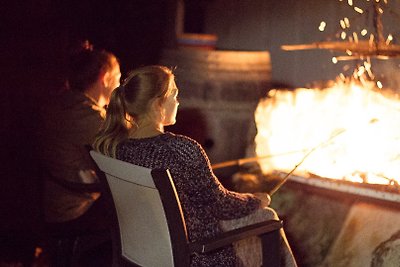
[117,132,261,266]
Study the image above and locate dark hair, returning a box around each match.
[68,48,118,92]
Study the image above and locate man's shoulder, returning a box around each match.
[41,90,103,137]
[50,90,101,118]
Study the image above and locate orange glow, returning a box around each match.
[254,76,400,185]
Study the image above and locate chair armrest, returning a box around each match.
[189,219,282,254]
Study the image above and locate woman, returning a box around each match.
[93,65,297,266]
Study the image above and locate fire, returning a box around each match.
[254,78,400,185]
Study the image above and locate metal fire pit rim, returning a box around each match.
[278,172,400,207]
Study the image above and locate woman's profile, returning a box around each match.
[93,65,297,266]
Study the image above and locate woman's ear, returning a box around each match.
[149,97,164,121]
[150,97,163,109]
[101,71,111,87]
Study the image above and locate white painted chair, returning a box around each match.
[89,150,282,267]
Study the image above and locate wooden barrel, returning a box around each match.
[177,33,218,50]
[160,48,271,176]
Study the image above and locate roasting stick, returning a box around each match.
[268,129,346,196]
[212,129,347,172]
[211,149,309,170]
[269,118,381,195]
[212,128,347,195]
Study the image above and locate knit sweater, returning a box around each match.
[117,132,261,266]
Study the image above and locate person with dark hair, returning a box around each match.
[39,45,120,229]
[93,65,297,266]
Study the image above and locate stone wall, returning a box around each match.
[233,175,400,267]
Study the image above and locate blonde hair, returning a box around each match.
[93,65,174,157]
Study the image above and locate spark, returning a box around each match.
[353,32,359,43]
[332,57,338,64]
[386,34,393,45]
[346,49,353,56]
[361,29,368,36]
[319,21,327,32]
[364,61,374,78]
[369,34,375,46]
[341,31,347,39]
[357,66,365,76]
[344,17,350,27]
[377,81,383,89]
[354,7,363,13]
[348,0,353,6]
[340,19,346,29]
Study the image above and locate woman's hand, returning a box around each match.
[253,192,271,207]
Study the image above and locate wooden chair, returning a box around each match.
[89,150,283,267]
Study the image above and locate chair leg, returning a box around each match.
[261,229,281,267]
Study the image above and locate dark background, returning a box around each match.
[0,0,202,263]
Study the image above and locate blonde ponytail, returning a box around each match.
[93,86,131,157]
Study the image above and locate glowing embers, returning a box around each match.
[254,78,400,186]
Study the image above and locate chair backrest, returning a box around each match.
[89,150,190,267]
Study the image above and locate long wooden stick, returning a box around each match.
[269,129,346,195]
[269,118,382,195]
[211,149,308,170]
[212,129,346,171]
[211,129,346,195]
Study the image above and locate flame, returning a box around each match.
[254,78,400,185]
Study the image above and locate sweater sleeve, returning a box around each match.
[171,135,261,221]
